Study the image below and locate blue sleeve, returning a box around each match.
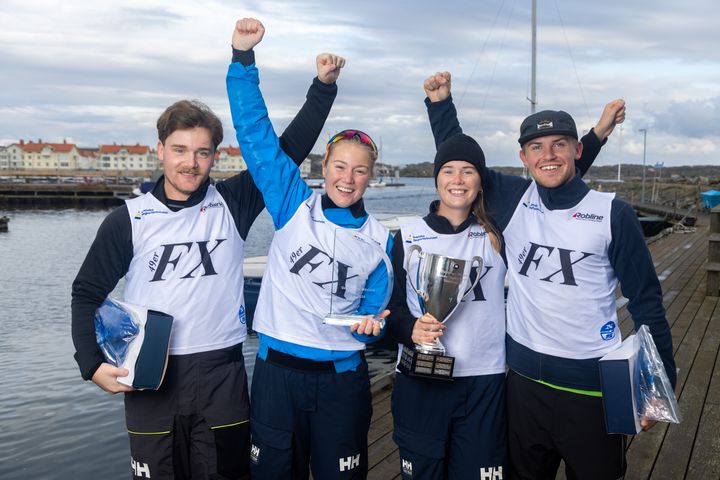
[352,233,394,344]
[226,62,312,229]
[608,199,677,388]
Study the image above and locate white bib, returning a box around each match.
[124,186,246,355]
[398,217,507,376]
[253,192,390,351]
[504,182,619,359]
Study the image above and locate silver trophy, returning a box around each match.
[398,245,482,379]
[323,228,393,329]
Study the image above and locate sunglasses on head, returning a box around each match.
[325,129,378,154]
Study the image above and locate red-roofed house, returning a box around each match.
[7,139,80,169]
[215,146,246,172]
[98,143,155,171]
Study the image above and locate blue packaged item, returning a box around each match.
[95,298,140,367]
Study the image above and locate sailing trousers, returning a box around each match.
[249,351,372,480]
[391,372,507,480]
[507,369,626,480]
[124,343,250,480]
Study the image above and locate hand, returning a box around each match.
[640,418,658,431]
[232,18,265,51]
[424,71,452,103]
[316,53,346,84]
[593,99,626,141]
[410,313,446,346]
[350,309,390,337]
[91,362,134,394]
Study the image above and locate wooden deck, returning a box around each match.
[367,214,720,480]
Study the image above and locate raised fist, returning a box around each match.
[316,53,346,85]
[594,99,626,141]
[232,17,265,51]
[424,71,452,103]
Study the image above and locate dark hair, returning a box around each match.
[156,100,223,149]
[471,191,501,253]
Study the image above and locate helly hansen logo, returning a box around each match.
[480,465,503,480]
[572,211,604,222]
[148,239,226,282]
[401,458,413,476]
[250,444,260,464]
[131,457,151,478]
[339,454,360,471]
[517,242,594,286]
[289,244,359,299]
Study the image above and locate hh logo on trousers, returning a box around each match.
[250,444,260,464]
[480,465,503,480]
[401,458,413,476]
[131,457,151,478]
[339,454,360,471]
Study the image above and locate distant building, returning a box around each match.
[98,143,154,171]
[8,139,80,169]
[215,146,246,172]
[0,145,8,169]
[298,159,311,178]
[77,148,98,170]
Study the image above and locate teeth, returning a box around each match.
[540,165,559,171]
[337,186,353,193]
[449,189,466,194]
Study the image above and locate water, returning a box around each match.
[0,178,437,479]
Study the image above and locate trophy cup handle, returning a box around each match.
[461,256,484,300]
[405,244,423,297]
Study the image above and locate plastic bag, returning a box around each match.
[634,324,681,424]
[94,298,140,367]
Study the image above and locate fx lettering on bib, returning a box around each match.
[288,244,359,299]
[517,242,593,286]
[149,239,226,282]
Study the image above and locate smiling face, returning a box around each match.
[322,141,374,208]
[157,127,214,200]
[435,160,481,221]
[520,134,583,188]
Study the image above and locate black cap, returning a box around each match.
[434,134,485,181]
[518,110,577,145]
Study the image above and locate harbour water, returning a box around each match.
[0,178,437,479]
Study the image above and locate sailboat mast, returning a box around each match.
[530,0,537,115]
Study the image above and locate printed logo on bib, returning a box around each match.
[405,233,439,243]
[571,211,604,222]
[516,242,594,286]
[288,243,360,299]
[600,321,616,340]
[199,201,224,213]
[467,230,486,239]
[238,304,246,324]
[133,208,169,220]
[522,200,544,213]
[148,239,227,281]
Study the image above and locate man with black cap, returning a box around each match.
[423,72,676,480]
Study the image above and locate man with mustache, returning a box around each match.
[71,51,344,479]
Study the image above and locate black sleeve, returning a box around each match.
[71,205,133,380]
[608,198,677,388]
[426,95,463,147]
[384,230,418,346]
[576,128,607,176]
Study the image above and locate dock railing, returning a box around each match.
[707,205,720,296]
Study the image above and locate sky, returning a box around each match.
[1,0,719,168]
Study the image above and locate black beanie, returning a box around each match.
[433,134,485,181]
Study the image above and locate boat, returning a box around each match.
[0,215,9,232]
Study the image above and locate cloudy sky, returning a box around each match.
[1,0,718,168]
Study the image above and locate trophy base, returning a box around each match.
[397,344,455,381]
